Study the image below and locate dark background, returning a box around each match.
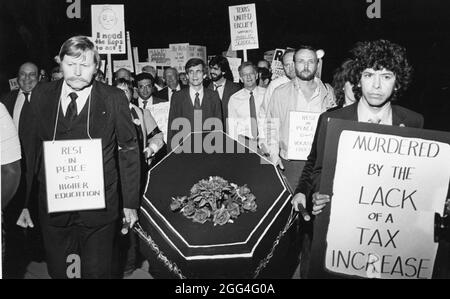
[1,0,450,130]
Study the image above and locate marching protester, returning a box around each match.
[258,67,272,88]
[16,36,140,278]
[167,58,223,151]
[1,62,42,277]
[113,78,163,277]
[154,67,181,103]
[228,61,266,148]
[135,72,158,110]
[264,46,336,189]
[207,55,240,120]
[178,72,189,87]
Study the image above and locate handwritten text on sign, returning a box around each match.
[326,131,450,279]
[44,139,105,213]
[287,111,320,160]
[228,4,259,51]
[149,102,170,143]
[91,5,125,54]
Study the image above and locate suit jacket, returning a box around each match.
[25,79,140,227]
[154,86,181,104]
[167,87,223,151]
[1,89,20,116]
[207,79,241,120]
[309,102,424,194]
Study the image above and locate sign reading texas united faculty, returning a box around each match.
[228,3,259,51]
[44,139,105,213]
[92,5,126,54]
[326,131,450,279]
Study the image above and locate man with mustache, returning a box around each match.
[207,55,240,120]
[17,36,140,279]
[265,46,336,189]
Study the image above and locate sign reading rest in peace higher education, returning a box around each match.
[92,5,125,54]
[228,3,259,51]
[44,139,105,213]
[287,111,320,160]
[326,130,450,279]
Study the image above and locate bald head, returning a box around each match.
[18,62,38,93]
[115,68,132,81]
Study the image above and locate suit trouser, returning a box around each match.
[41,220,116,279]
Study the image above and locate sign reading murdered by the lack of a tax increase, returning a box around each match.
[44,139,105,213]
[92,5,126,54]
[287,111,320,161]
[326,131,450,279]
[228,3,259,51]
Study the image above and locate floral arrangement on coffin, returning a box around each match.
[170,176,257,226]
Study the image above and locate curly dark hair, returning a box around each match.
[332,59,358,107]
[350,39,413,102]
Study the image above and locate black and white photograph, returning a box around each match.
[1,0,450,284]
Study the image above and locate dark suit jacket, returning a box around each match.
[307,103,424,195]
[207,79,240,120]
[25,79,140,227]
[167,87,223,151]
[1,89,20,116]
[154,86,180,104]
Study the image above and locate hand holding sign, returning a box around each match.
[312,192,330,216]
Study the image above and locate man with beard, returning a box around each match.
[207,56,240,120]
[265,46,336,189]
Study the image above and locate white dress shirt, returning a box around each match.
[138,96,154,110]
[189,87,204,107]
[60,81,92,116]
[212,80,226,100]
[228,86,266,139]
[357,97,393,125]
[1,103,21,165]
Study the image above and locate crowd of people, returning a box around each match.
[1,35,449,279]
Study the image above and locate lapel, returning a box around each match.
[344,102,359,121]
[391,105,408,126]
[88,81,108,137]
[3,90,19,116]
[40,80,64,139]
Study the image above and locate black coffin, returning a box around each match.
[138,131,293,278]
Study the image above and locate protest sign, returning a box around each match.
[91,5,125,54]
[327,130,449,279]
[226,57,242,83]
[148,48,172,66]
[228,3,259,51]
[271,48,286,80]
[308,119,450,279]
[148,102,171,143]
[189,45,207,63]
[9,78,19,91]
[113,60,134,73]
[44,139,105,213]
[169,43,190,73]
[287,111,320,160]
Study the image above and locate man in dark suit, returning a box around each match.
[154,67,182,104]
[291,39,425,216]
[16,36,140,279]
[207,56,240,121]
[1,62,40,276]
[167,58,223,151]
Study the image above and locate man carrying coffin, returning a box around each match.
[293,39,425,216]
[17,36,140,279]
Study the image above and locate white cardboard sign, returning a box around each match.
[287,111,320,160]
[148,102,171,143]
[44,139,106,213]
[326,131,450,279]
[91,5,126,54]
[228,3,259,51]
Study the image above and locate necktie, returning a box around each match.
[19,92,30,130]
[194,92,201,109]
[170,89,176,100]
[143,100,148,109]
[66,92,78,122]
[368,117,381,124]
[249,91,258,139]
